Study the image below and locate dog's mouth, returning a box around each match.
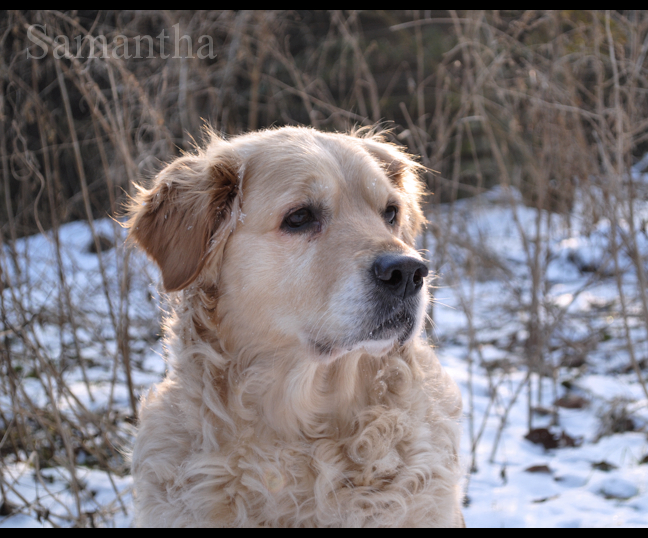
[367,308,415,342]
[310,302,419,360]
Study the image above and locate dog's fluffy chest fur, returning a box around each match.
[132,311,463,527]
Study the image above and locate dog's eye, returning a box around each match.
[384,205,398,226]
[282,207,317,232]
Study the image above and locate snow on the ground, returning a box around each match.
[1,461,133,528]
[430,183,648,528]
[1,218,163,527]
[2,180,648,527]
[441,351,648,528]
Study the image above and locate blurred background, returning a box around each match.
[1,10,648,527]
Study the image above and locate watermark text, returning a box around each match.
[27,24,217,60]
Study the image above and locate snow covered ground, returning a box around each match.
[1,181,648,527]
[430,183,648,528]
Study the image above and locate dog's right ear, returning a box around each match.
[127,149,241,292]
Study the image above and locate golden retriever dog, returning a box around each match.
[127,127,464,527]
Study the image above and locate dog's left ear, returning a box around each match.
[127,146,242,292]
[360,137,426,246]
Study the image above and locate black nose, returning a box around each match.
[373,254,428,299]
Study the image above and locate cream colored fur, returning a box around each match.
[128,127,464,527]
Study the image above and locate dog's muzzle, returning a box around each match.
[360,253,428,345]
[310,254,428,357]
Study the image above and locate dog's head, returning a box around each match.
[128,127,428,362]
